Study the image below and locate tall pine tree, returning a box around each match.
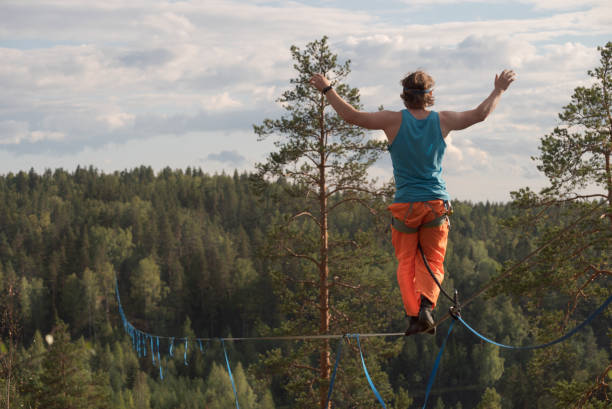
[507,42,612,407]
[254,37,396,408]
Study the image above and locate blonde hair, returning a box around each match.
[400,71,435,109]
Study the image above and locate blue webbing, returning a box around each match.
[422,321,455,409]
[157,337,163,380]
[458,294,612,350]
[184,338,188,366]
[137,332,141,357]
[324,338,344,408]
[349,334,387,408]
[221,339,241,409]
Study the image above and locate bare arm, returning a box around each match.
[439,69,516,137]
[309,74,401,140]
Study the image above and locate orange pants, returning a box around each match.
[389,200,449,317]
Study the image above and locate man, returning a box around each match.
[310,68,516,335]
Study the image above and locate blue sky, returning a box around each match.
[0,0,610,201]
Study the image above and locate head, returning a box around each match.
[400,71,435,109]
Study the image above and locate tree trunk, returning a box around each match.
[6,359,10,409]
[318,107,331,409]
[606,151,612,227]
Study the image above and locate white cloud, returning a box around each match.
[97,112,136,130]
[29,130,65,142]
[0,120,65,145]
[0,120,29,145]
[444,135,491,174]
[201,93,243,111]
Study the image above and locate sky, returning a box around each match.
[1,0,611,202]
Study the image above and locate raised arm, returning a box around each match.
[439,69,516,138]
[309,74,401,140]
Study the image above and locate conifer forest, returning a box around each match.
[1,41,611,409]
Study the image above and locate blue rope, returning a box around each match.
[324,337,344,408]
[221,339,241,409]
[458,294,612,350]
[422,321,455,409]
[157,337,163,380]
[137,332,141,357]
[349,334,387,408]
[184,338,189,366]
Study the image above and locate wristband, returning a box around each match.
[322,85,332,94]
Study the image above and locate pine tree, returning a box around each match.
[507,42,612,406]
[254,36,394,409]
[132,371,151,409]
[203,362,262,409]
[35,321,110,409]
[509,42,612,299]
[475,387,502,409]
[129,256,167,325]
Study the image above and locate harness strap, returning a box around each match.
[391,213,448,234]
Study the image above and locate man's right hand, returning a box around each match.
[494,69,516,92]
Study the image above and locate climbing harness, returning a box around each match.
[390,200,452,234]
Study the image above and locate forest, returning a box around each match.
[0,167,609,408]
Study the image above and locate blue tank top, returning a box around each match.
[388,110,450,202]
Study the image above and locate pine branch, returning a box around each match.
[288,211,322,229]
[290,362,319,373]
[328,277,362,291]
[539,194,608,205]
[284,246,321,268]
[563,269,605,330]
[574,361,611,408]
